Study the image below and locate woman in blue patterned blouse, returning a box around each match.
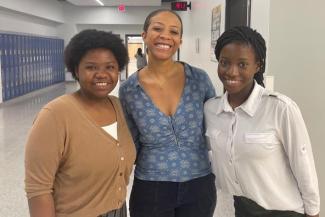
[119,9,217,217]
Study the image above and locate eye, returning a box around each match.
[219,59,229,67]
[106,65,116,71]
[170,29,179,35]
[152,26,162,32]
[238,62,248,69]
[85,65,97,71]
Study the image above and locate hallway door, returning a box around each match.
[124,34,145,81]
[225,0,251,30]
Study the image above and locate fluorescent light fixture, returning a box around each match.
[95,0,104,6]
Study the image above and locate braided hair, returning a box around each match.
[214,26,266,87]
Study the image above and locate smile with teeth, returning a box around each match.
[95,82,109,86]
[156,43,171,50]
[225,80,240,85]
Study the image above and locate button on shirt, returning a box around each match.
[204,82,320,215]
[119,63,216,182]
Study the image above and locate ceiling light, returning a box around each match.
[95,0,104,6]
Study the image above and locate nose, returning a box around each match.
[159,30,172,39]
[226,65,239,76]
[94,67,110,79]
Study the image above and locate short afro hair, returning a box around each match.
[64,29,129,80]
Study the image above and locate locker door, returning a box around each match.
[0,34,3,102]
[3,34,9,100]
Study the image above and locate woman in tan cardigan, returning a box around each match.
[25,29,136,217]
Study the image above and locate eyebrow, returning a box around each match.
[219,56,249,60]
[151,21,180,29]
[84,61,117,64]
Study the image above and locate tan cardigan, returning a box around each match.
[25,94,136,217]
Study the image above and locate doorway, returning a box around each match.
[124,34,145,81]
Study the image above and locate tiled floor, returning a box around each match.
[0,81,234,217]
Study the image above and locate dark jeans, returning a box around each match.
[129,173,217,217]
[234,196,305,217]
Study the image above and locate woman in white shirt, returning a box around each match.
[204,26,320,217]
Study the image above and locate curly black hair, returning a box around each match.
[214,26,266,87]
[64,29,129,80]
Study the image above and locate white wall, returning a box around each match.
[250,0,270,74]
[76,24,143,42]
[0,7,60,36]
[59,2,169,45]
[268,0,325,215]
[0,0,64,23]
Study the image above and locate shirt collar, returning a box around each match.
[216,81,265,117]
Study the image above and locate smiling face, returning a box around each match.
[142,11,182,61]
[76,48,119,100]
[218,42,260,102]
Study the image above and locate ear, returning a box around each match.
[255,61,261,74]
[180,38,183,45]
[142,31,147,40]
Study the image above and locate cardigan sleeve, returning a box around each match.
[25,108,65,199]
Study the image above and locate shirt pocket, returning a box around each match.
[245,132,279,150]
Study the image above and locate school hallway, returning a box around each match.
[1,0,324,216]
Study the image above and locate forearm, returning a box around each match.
[28,194,56,217]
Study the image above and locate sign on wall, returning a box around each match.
[211,4,222,62]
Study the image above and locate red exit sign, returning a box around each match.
[171,1,189,11]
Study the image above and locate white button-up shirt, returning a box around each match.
[204,82,320,215]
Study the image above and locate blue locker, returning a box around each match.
[13,35,20,97]
[22,35,27,94]
[18,35,23,95]
[0,33,65,101]
[2,34,8,100]
[0,34,4,101]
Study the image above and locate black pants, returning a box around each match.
[129,173,217,217]
[234,196,305,217]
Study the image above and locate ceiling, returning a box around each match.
[64,0,175,7]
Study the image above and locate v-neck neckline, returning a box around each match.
[135,67,187,119]
[68,94,119,143]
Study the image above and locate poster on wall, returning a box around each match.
[211,5,222,62]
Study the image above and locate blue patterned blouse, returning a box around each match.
[119,62,216,182]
